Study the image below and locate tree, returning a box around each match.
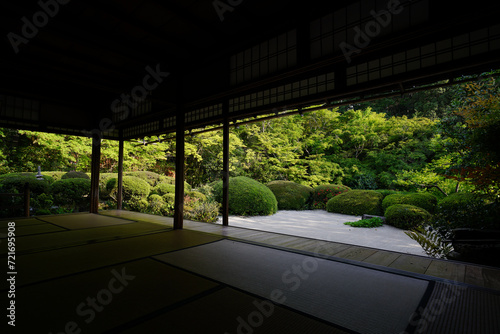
[439,76,500,197]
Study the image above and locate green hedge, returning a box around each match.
[382,192,438,213]
[157,175,192,191]
[375,189,402,199]
[151,182,176,196]
[326,190,383,216]
[267,181,313,210]
[187,191,207,202]
[385,204,431,230]
[147,194,167,215]
[124,171,165,187]
[312,184,351,209]
[50,178,91,211]
[42,171,66,182]
[433,193,494,230]
[99,173,118,199]
[106,176,151,202]
[61,171,90,180]
[213,176,277,216]
[0,175,51,195]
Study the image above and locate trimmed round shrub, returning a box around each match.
[156,175,191,191]
[99,173,118,199]
[61,171,90,180]
[326,190,383,216]
[385,204,431,230]
[312,184,351,209]
[106,176,151,202]
[0,175,51,195]
[267,181,313,210]
[125,171,164,186]
[382,192,438,213]
[213,176,277,216]
[434,193,493,230]
[43,171,66,182]
[152,182,176,196]
[187,191,207,202]
[50,178,91,210]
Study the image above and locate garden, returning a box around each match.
[1,74,499,263]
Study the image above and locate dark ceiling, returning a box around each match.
[1,0,500,139]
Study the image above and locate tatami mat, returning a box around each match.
[1,217,47,227]
[6,221,170,255]
[15,258,219,333]
[0,222,66,237]
[423,282,500,333]
[155,239,430,334]
[120,287,349,334]
[39,213,135,230]
[6,230,222,288]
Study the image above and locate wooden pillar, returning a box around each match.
[173,113,185,230]
[222,116,230,226]
[117,136,124,210]
[89,133,101,214]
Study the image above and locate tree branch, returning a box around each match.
[417,184,448,197]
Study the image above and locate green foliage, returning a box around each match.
[344,217,384,228]
[125,171,164,186]
[126,198,149,212]
[185,201,221,223]
[375,189,402,198]
[266,181,313,210]
[61,171,90,180]
[405,226,453,259]
[99,173,117,199]
[385,204,431,230]
[187,191,207,202]
[326,190,383,216]
[195,183,216,202]
[43,171,66,182]
[152,182,176,196]
[158,175,192,191]
[106,176,151,202]
[349,173,378,190]
[32,193,54,215]
[213,176,277,216]
[311,184,351,210]
[0,174,51,195]
[50,178,91,211]
[147,194,167,215]
[382,193,438,213]
[433,193,494,231]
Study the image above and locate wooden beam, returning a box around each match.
[117,136,124,210]
[222,116,230,226]
[89,134,101,214]
[173,113,185,230]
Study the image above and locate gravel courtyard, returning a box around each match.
[216,210,427,256]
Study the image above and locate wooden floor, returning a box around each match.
[102,210,500,291]
[3,210,500,333]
